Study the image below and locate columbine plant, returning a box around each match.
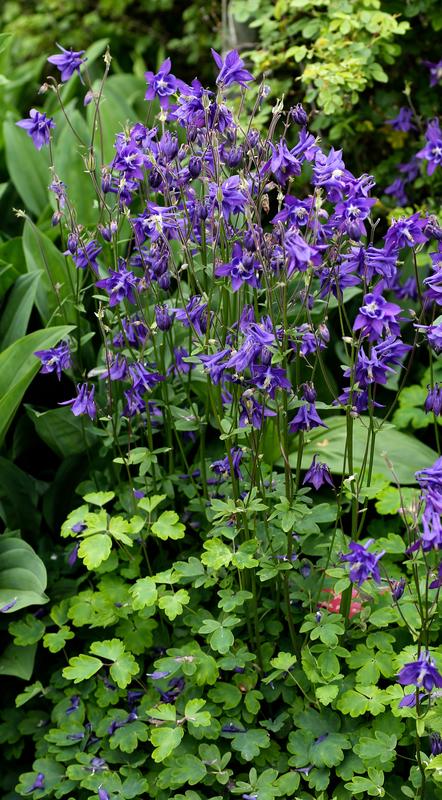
[8,42,442,800]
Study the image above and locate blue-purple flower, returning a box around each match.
[47,44,87,81]
[215,243,260,291]
[341,540,384,585]
[144,58,180,108]
[353,288,402,341]
[423,59,442,88]
[16,109,55,150]
[289,403,327,434]
[386,107,416,132]
[417,119,442,175]
[96,263,138,307]
[397,652,442,692]
[34,341,71,380]
[211,49,253,88]
[303,455,334,490]
[59,384,96,419]
[210,447,243,480]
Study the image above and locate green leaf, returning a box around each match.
[90,638,139,688]
[158,589,190,621]
[4,117,49,215]
[0,536,48,612]
[231,728,270,761]
[9,615,45,646]
[150,726,184,763]
[310,732,351,768]
[110,720,149,753]
[208,682,242,710]
[0,271,41,349]
[129,577,158,610]
[26,405,97,458]
[184,698,211,727]
[83,491,115,506]
[23,219,76,325]
[290,415,438,484]
[63,654,103,683]
[157,754,207,789]
[151,510,185,540]
[201,538,232,570]
[0,325,74,445]
[0,642,37,680]
[78,533,112,569]
[15,681,44,707]
[43,626,75,653]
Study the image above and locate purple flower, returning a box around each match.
[47,44,87,81]
[291,104,308,126]
[312,147,351,200]
[211,48,253,88]
[289,403,327,434]
[239,393,276,429]
[303,455,334,490]
[129,362,164,394]
[98,786,110,800]
[385,213,428,250]
[385,178,408,207]
[67,543,79,566]
[215,243,260,291]
[16,109,55,150]
[415,323,442,355]
[430,561,442,589]
[417,119,442,175]
[391,578,406,601]
[66,695,80,714]
[199,349,230,384]
[264,139,301,184]
[341,539,384,585]
[155,304,174,331]
[210,447,243,480]
[251,365,291,398]
[66,240,102,273]
[430,733,442,756]
[397,652,442,692]
[386,107,416,132]
[353,288,401,341]
[26,773,45,793]
[210,175,247,219]
[112,142,146,181]
[96,263,138,307]
[175,295,209,337]
[425,384,442,416]
[0,598,17,613]
[144,58,180,108]
[332,196,376,239]
[423,59,442,88]
[34,341,71,380]
[285,230,321,275]
[59,384,96,419]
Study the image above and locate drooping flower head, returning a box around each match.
[341,540,384,585]
[47,44,87,81]
[423,59,442,88]
[303,455,334,490]
[59,384,96,419]
[417,119,442,176]
[35,341,71,380]
[16,109,55,150]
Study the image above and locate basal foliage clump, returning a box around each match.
[1,43,442,800]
